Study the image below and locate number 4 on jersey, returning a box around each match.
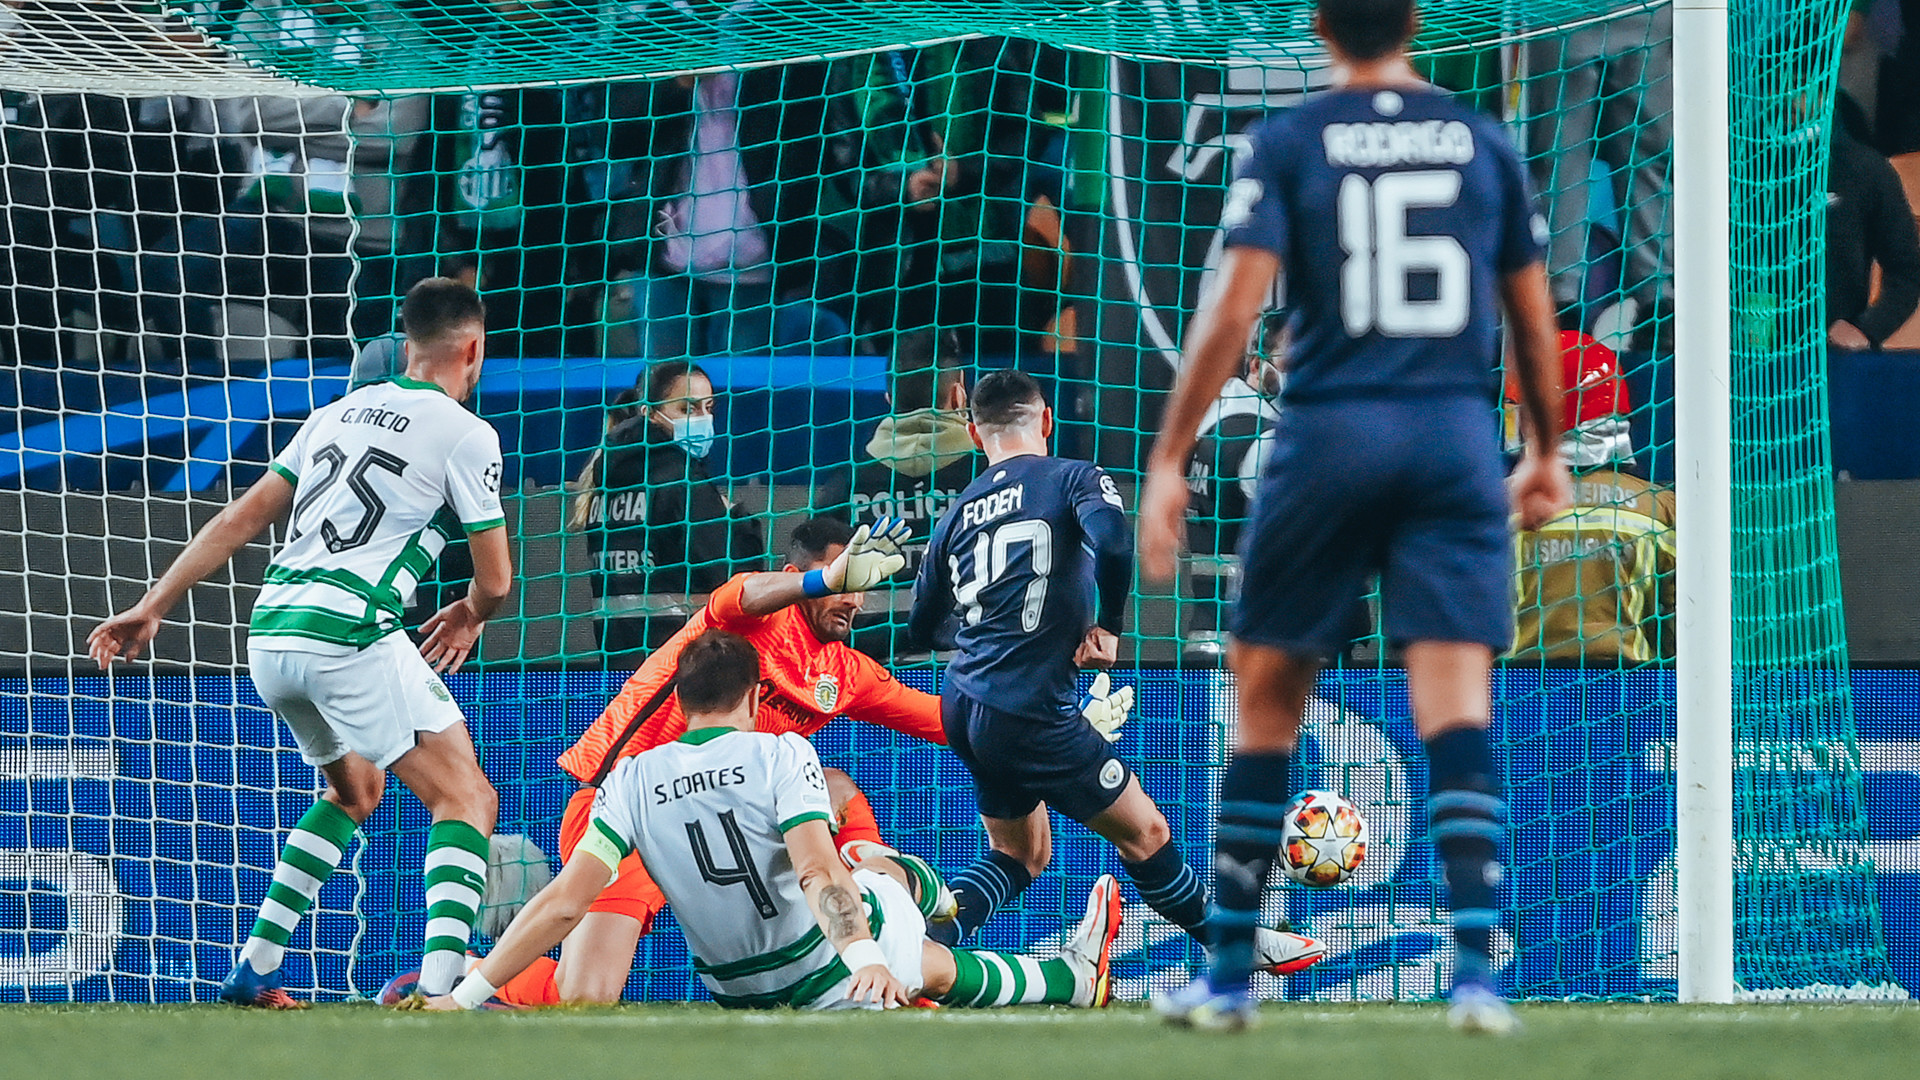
[687,810,778,920]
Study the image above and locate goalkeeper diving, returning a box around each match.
[482,512,1135,1006]
[424,629,1124,1011]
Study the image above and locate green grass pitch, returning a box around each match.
[4,1003,1917,1080]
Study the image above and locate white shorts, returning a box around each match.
[812,869,928,1010]
[249,632,465,770]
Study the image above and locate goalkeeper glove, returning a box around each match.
[823,516,913,593]
[1079,672,1135,743]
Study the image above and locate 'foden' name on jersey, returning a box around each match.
[960,484,1025,529]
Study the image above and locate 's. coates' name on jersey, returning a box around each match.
[652,765,748,805]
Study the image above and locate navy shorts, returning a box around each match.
[942,691,1133,824]
[1231,395,1514,659]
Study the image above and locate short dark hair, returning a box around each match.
[969,368,1045,428]
[789,515,855,568]
[888,329,962,413]
[401,277,486,345]
[676,630,761,714]
[1315,0,1416,61]
[642,360,710,407]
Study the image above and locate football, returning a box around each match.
[1278,790,1370,888]
[480,833,555,938]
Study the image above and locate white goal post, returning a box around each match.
[1671,0,1735,1005]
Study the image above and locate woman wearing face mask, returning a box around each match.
[569,361,765,659]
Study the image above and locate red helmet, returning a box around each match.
[1561,331,1628,430]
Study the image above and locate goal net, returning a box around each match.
[0,0,1900,1003]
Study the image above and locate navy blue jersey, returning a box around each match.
[910,454,1131,719]
[1223,86,1544,403]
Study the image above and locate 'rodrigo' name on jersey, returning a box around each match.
[1322,120,1475,168]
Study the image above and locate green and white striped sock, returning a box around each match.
[237,799,357,975]
[419,820,489,995]
[941,948,1078,1007]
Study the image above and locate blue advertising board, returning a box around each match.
[0,354,890,493]
[1,668,1916,1003]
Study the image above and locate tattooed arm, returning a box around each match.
[787,818,910,1007]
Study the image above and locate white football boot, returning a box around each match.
[1252,926,1327,976]
[839,839,959,926]
[1061,874,1124,1007]
[1448,978,1521,1036]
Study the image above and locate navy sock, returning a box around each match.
[1207,750,1293,992]
[949,850,1033,938]
[1424,725,1505,984]
[1121,840,1209,940]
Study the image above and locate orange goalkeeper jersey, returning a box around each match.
[558,574,946,784]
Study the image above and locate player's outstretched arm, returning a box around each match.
[735,517,913,616]
[1501,262,1574,530]
[788,818,910,1007]
[420,524,512,674]
[87,471,295,668]
[1139,247,1280,582]
[422,847,613,1010]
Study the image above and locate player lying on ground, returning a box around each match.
[1138,0,1571,1034]
[424,630,1123,1011]
[485,516,1120,1005]
[908,369,1325,978]
[88,278,511,1008]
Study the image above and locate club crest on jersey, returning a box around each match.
[812,673,841,712]
[427,677,452,702]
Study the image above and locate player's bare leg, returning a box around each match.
[1404,642,1517,1035]
[1159,639,1318,1030]
[1086,781,1207,939]
[981,804,1053,875]
[1230,639,1318,751]
[384,723,498,1000]
[919,874,1123,1007]
[551,911,647,1003]
[320,754,387,824]
[935,805,1051,945]
[223,751,385,1009]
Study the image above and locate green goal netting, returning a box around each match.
[0,0,1898,1003]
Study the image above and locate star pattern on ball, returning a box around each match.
[1297,833,1359,875]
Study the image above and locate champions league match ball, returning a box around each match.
[1278,790,1370,888]
[479,833,554,938]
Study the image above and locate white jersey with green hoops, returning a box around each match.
[251,376,505,654]
[579,728,891,1008]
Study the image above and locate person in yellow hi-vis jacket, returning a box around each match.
[1511,332,1676,662]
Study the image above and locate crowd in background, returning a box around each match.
[0,26,1077,374]
[3,0,1920,669]
[2,4,1917,370]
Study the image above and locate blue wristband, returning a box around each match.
[801,569,832,598]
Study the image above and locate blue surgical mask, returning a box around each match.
[671,413,716,459]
